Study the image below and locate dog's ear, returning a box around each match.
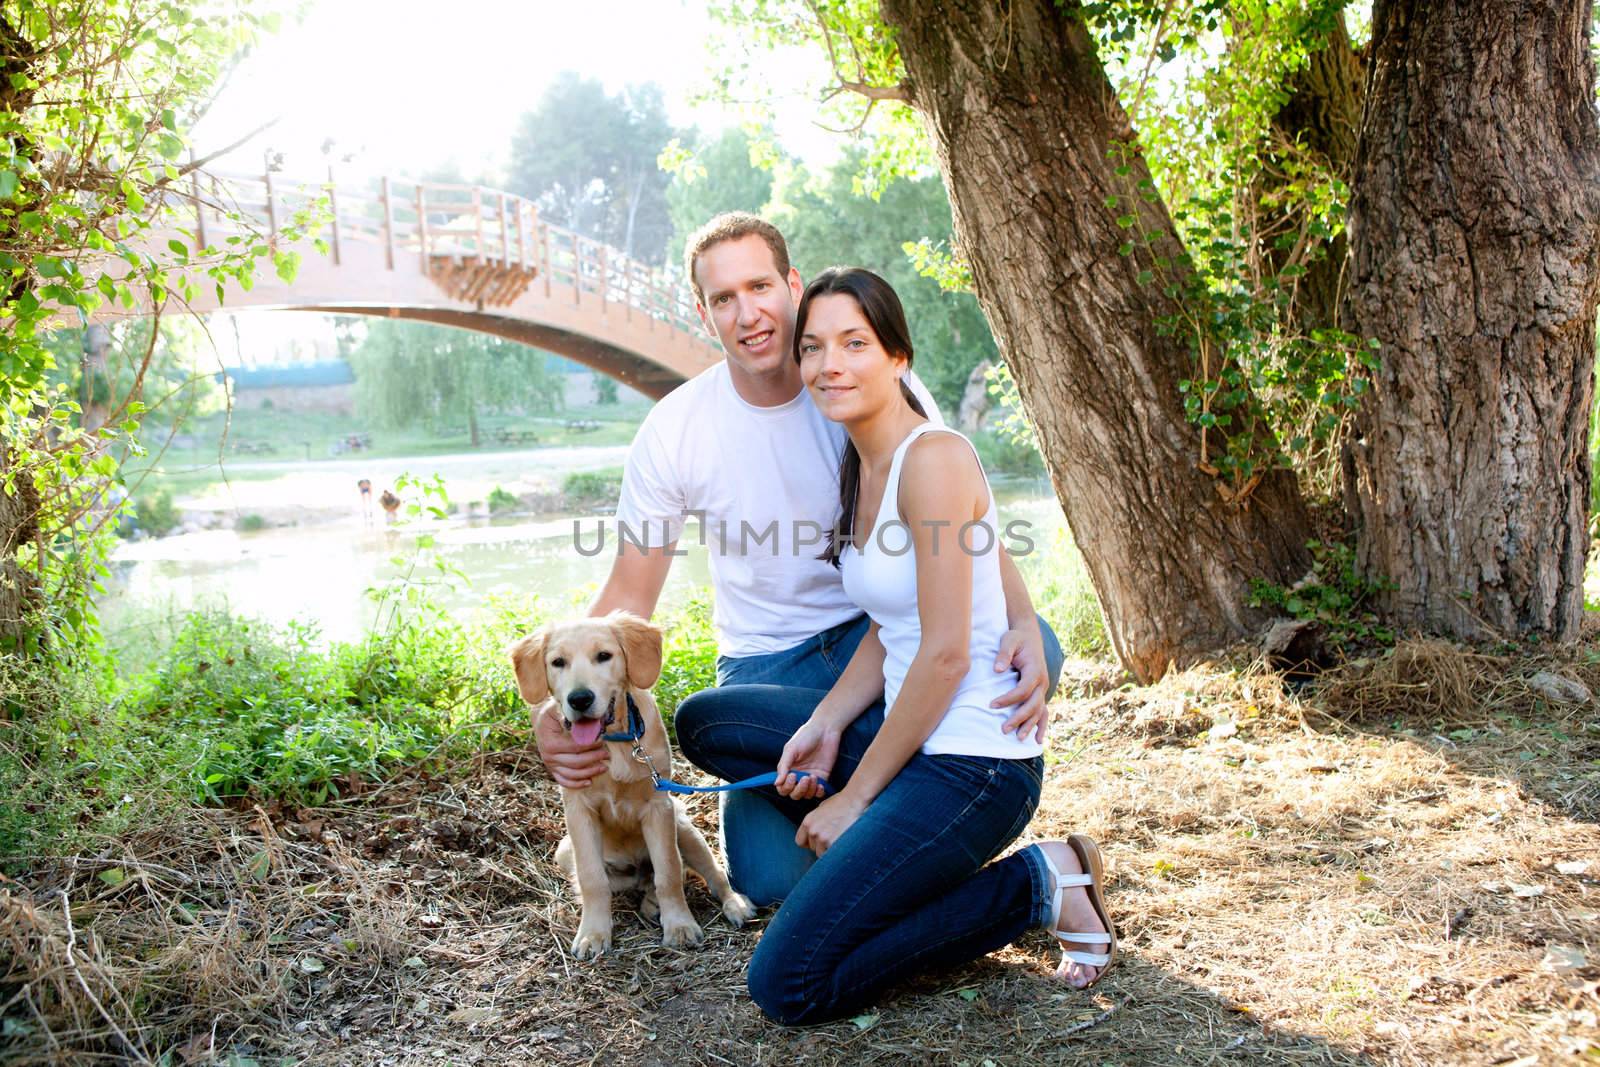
[506,627,551,706]
[608,611,663,690]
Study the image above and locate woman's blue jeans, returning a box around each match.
[674,613,1062,1024]
[681,612,1062,908]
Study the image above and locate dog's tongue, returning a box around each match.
[571,718,606,747]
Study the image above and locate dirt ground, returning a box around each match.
[7,643,1600,1065]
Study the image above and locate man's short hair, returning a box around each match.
[683,212,791,305]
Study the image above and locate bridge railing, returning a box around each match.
[187,171,709,338]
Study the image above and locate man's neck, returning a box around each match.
[726,361,805,408]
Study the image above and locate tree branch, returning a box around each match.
[163,117,281,184]
[805,0,910,104]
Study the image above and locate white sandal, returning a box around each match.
[1038,834,1117,986]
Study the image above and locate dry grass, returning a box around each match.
[4,640,1600,1065]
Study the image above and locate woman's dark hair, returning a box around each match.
[794,267,928,568]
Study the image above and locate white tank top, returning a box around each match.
[839,423,1044,759]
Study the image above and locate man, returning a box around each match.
[535,213,1063,904]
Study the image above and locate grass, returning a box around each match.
[1019,525,1110,658]
[123,401,650,501]
[6,637,1599,1063]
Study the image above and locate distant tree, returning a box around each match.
[664,127,776,267]
[350,321,560,447]
[594,374,619,406]
[506,73,678,264]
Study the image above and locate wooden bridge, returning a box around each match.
[123,171,723,399]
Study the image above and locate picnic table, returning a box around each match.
[493,428,541,447]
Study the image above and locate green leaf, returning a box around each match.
[0,170,16,200]
[246,849,271,880]
[850,1013,879,1030]
[168,238,189,257]
[99,868,127,887]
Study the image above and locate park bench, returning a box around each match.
[564,418,601,433]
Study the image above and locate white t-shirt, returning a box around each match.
[614,361,940,658]
[841,423,1042,759]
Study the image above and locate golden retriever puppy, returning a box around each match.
[508,611,755,958]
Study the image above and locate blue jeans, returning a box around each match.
[677,615,1065,1022]
[684,612,1063,907]
[750,753,1049,1023]
[675,680,1051,1024]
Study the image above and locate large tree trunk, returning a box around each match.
[1343,0,1600,640]
[881,0,1315,682]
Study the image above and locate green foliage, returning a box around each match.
[703,0,930,197]
[664,131,998,413]
[1016,527,1109,659]
[662,127,776,270]
[594,375,620,406]
[561,468,624,506]
[236,513,266,533]
[972,427,1045,478]
[1092,2,1369,499]
[487,486,521,514]
[349,320,559,435]
[1,0,311,657]
[703,1,1373,504]
[507,73,678,263]
[654,594,719,734]
[1248,539,1396,649]
[109,610,522,807]
[134,488,180,537]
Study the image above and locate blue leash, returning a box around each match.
[597,694,830,797]
[652,769,829,796]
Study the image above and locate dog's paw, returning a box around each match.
[660,915,704,948]
[571,922,612,959]
[721,892,757,926]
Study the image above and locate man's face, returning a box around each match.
[693,234,805,382]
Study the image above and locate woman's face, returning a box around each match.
[797,292,909,425]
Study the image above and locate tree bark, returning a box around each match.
[1343,0,1600,640]
[0,449,42,652]
[880,0,1315,682]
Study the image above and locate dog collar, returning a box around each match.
[600,693,645,744]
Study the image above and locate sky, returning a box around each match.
[194,0,836,187]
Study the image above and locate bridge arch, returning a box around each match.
[115,173,723,400]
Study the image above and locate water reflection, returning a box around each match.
[103,482,1064,643]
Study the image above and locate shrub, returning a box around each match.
[487,486,520,514]
[1016,526,1108,659]
[236,513,267,532]
[135,488,182,537]
[653,594,719,736]
[113,611,525,806]
[562,468,624,507]
[972,426,1046,477]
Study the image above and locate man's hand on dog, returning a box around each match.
[992,626,1051,744]
[535,702,610,788]
[775,718,841,801]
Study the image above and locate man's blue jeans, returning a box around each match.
[676,612,1064,907]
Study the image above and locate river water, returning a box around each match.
[104,452,1066,643]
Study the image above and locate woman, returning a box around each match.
[742,267,1115,1024]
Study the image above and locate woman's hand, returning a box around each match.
[775,717,841,800]
[795,789,868,856]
